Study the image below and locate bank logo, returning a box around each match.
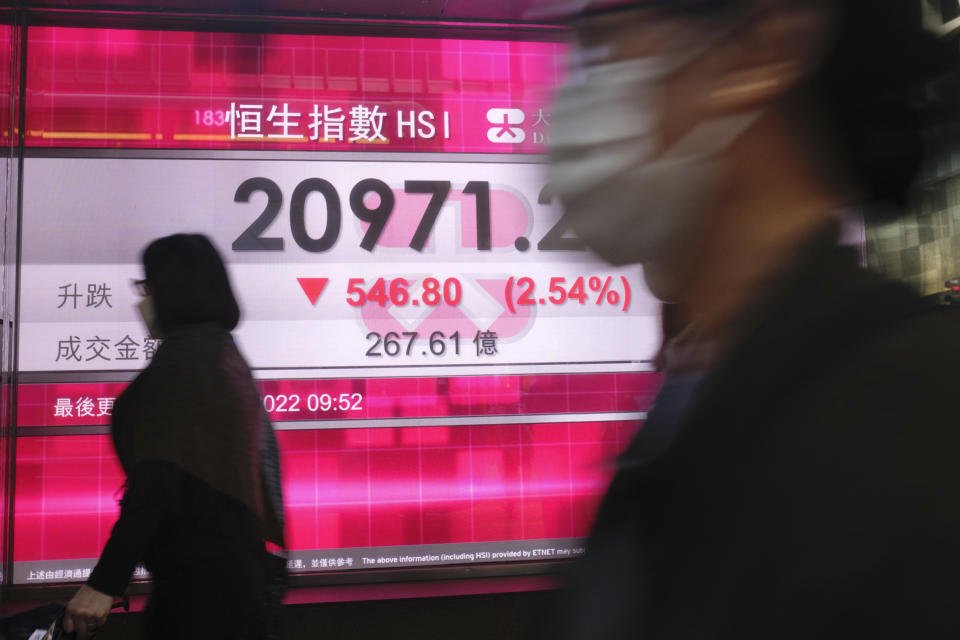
[486,108,526,143]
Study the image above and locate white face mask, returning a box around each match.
[137,294,160,339]
[549,21,761,269]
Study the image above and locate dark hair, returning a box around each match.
[141,233,240,333]
[675,0,957,210]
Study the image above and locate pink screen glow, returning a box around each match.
[0,24,11,148]
[15,371,656,571]
[13,25,649,585]
[15,420,641,562]
[18,372,660,427]
[25,27,565,152]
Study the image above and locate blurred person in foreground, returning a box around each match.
[64,234,286,639]
[546,0,960,637]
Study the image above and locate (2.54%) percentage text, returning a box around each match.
[504,276,632,313]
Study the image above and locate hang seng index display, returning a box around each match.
[11,25,661,588]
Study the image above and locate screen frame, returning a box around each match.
[21,7,568,42]
[2,7,590,599]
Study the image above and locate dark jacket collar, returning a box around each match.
[641,223,922,479]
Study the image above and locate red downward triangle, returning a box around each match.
[297,278,329,305]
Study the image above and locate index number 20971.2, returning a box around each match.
[231,177,489,253]
[231,178,585,253]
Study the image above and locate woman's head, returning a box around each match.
[139,234,240,335]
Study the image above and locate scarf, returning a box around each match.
[111,323,284,546]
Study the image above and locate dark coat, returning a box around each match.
[559,236,960,638]
[89,325,281,640]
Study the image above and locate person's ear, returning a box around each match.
[703,2,834,113]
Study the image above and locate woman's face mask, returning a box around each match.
[137,294,160,339]
[549,16,761,272]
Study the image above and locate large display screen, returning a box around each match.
[13,26,660,585]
